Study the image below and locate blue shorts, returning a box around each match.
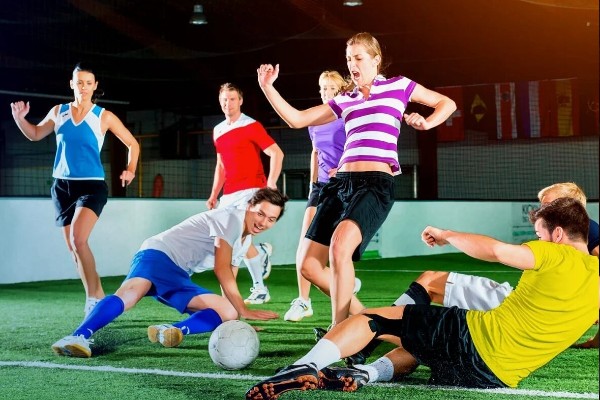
[51,179,108,227]
[126,249,213,314]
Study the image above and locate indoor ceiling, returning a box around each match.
[1,0,598,117]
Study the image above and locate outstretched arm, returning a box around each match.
[213,238,278,320]
[257,64,335,128]
[421,226,536,270]
[10,101,56,141]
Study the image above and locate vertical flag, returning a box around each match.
[555,78,579,136]
[464,84,496,136]
[435,86,464,142]
[579,78,599,136]
[494,82,517,140]
[516,81,542,138]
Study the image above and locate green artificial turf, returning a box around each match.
[0,253,597,399]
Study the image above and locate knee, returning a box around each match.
[69,234,89,253]
[416,270,446,287]
[328,242,353,268]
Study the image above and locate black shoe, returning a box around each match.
[344,350,367,366]
[246,363,319,400]
[313,327,328,342]
[344,337,382,366]
[318,365,369,392]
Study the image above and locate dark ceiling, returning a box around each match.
[1,0,598,118]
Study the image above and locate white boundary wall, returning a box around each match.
[1,198,598,284]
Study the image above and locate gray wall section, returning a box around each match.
[1,198,598,284]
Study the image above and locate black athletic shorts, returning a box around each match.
[305,171,394,261]
[400,305,506,389]
[51,179,109,227]
[306,181,326,208]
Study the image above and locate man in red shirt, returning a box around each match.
[207,83,284,304]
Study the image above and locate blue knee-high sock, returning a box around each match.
[173,309,222,335]
[73,295,125,339]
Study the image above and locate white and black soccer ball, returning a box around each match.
[208,320,260,370]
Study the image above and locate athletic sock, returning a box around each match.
[173,309,222,335]
[245,248,266,288]
[295,338,341,370]
[73,295,125,339]
[393,282,431,306]
[356,356,394,382]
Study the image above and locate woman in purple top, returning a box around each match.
[284,71,365,322]
[258,32,456,328]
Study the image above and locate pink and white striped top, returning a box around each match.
[328,75,416,175]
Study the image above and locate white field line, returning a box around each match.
[277,266,521,274]
[1,361,597,399]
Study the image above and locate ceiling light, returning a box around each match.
[343,0,363,6]
[189,4,208,25]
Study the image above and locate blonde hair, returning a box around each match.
[318,70,346,94]
[345,32,384,91]
[537,182,587,207]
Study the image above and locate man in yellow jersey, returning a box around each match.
[246,198,598,399]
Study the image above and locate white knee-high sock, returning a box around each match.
[294,339,341,370]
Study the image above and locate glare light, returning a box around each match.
[189,4,208,25]
[343,0,363,6]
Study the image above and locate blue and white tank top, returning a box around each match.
[52,103,106,180]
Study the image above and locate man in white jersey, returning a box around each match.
[51,188,287,358]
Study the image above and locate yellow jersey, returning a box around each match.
[466,240,598,388]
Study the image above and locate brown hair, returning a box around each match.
[248,188,289,220]
[529,197,589,242]
[219,82,243,99]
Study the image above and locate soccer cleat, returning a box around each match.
[318,365,369,392]
[344,349,368,366]
[83,297,100,318]
[51,335,93,358]
[245,363,319,400]
[313,326,328,342]
[244,286,271,304]
[147,324,184,347]
[284,298,313,322]
[258,242,273,280]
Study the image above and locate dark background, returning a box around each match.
[1,0,598,119]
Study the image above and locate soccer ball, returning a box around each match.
[208,320,260,370]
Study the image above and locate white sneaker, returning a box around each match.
[284,298,313,322]
[51,335,93,358]
[147,324,184,348]
[353,278,362,295]
[244,286,271,304]
[84,297,100,318]
[259,242,273,280]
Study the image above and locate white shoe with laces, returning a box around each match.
[244,286,271,304]
[51,335,93,358]
[284,297,314,322]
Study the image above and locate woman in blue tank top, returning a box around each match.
[10,63,140,317]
